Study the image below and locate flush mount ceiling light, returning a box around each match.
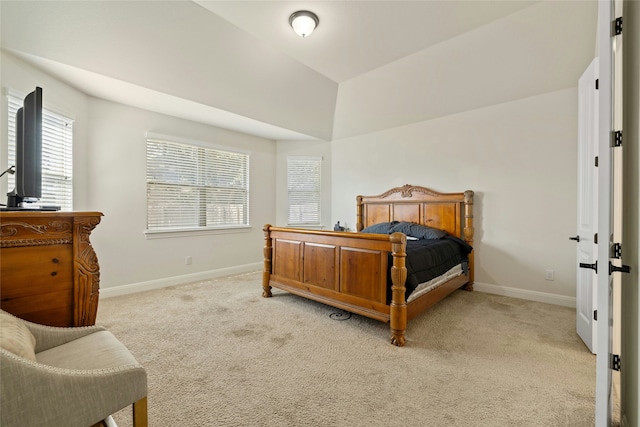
[289,10,319,38]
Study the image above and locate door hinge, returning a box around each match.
[595,79,599,90]
[593,310,597,321]
[595,156,598,167]
[612,130,623,147]
[612,242,622,259]
[610,262,632,275]
[594,233,598,244]
[613,17,623,36]
[611,354,621,371]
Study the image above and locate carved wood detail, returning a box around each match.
[73,215,102,325]
[389,232,407,346]
[375,184,442,200]
[0,211,103,327]
[264,184,475,346]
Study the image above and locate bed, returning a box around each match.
[262,184,474,346]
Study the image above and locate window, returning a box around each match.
[7,92,74,211]
[287,156,321,226]
[146,135,250,232]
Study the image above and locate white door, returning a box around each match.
[595,0,626,424]
[576,58,598,354]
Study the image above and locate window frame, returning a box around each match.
[144,132,251,238]
[287,155,322,227]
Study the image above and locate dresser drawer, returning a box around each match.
[0,245,74,325]
[1,289,74,326]
[1,244,73,296]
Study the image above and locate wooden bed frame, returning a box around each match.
[262,184,474,346]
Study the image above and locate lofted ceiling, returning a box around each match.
[194,1,537,83]
[1,1,596,141]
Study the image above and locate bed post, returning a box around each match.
[389,232,407,346]
[463,191,474,291]
[262,224,273,298]
[356,196,364,231]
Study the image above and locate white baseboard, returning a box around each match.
[100,262,262,298]
[473,281,576,308]
[102,271,576,308]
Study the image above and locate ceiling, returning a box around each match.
[1,1,594,141]
[194,1,537,83]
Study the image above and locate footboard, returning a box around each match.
[263,225,408,345]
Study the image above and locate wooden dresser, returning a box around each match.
[0,211,103,326]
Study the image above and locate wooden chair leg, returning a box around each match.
[132,396,148,427]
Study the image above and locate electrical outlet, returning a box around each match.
[185,256,192,265]
[545,269,554,281]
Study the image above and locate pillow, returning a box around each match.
[0,310,37,361]
[360,221,398,234]
[391,222,447,240]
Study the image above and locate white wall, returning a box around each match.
[86,99,276,290]
[2,51,277,292]
[331,88,579,304]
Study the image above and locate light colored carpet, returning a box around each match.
[97,271,595,426]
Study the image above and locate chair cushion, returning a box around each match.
[36,330,140,370]
[0,310,37,362]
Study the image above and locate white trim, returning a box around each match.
[146,131,251,155]
[473,281,576,308]
[100,262,262,298]
[103,274,578,308]
[144,225,252,239]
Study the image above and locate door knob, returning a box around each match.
[569,235,581,242]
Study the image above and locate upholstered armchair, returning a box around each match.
[0,310,147,427]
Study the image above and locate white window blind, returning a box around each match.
[146,136,250,231]
[287,156,321,225]
[7,93,73,211]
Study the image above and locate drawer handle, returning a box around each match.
[52,258,59,263]
[51,271,58,277]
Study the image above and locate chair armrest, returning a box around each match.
[21,318,106,353]
[1,349,147,427]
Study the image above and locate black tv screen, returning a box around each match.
[5,87,43,209]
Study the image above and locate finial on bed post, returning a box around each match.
[262,224,273,298]
[389,232,407,346]
[463,191,474,291]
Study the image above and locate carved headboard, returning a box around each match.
[356,184,474,246]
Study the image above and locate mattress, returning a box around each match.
[406,264,464,303]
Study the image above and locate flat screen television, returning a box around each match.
[2,87,58,211]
